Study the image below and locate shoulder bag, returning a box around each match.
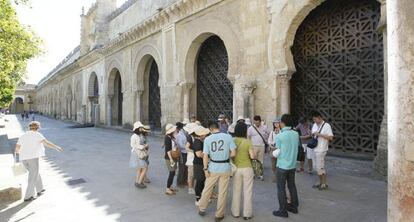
[252,126,270,152]
[307,122,326,149]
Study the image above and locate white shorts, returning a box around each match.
[315,151,327,175]
[306,147,315,160]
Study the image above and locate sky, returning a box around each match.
[15,0,127,84]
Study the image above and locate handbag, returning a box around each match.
[170,143,181,160]
[137,149,148,159]
[307,122,326,149]
[252,125,269,152]
[251,159,263,177]
[12,163,27,177]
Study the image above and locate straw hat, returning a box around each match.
[142,125,151,133]
[195,121,201,126]
[183,122,198,134]
[182,118,190,125]
[245,118,252,126]
[194,126,210,136]
[133,121,144,131]
[165,123,177,135]
[237,116,244,121]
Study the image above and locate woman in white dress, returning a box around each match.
[130,121,151,189]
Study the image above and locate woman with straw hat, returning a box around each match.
[164,123,178,195]
[130,121,151,189]
[15,121,63,202]
[192,125,210,206]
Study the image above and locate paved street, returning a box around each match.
[0,115,387,222]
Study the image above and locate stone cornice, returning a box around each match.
[100,0,224,55]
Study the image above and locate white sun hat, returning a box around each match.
[165,123,177,135]
[194,126,210,136]
[183,122,198,134]
[133,121,144,131]
[237,116,244,121]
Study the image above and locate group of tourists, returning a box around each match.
[20,110,35,121]
[128,110,334,220]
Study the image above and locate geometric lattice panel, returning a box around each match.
[291,0,384,159]
[148,60,162,128]
[197,36,233,126]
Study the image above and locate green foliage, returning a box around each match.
[0,0,41,108]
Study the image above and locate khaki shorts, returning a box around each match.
[187,165,194,181]
[315,151,327,175]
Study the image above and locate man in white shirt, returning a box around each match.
[15,121,63,201]
[247,115,269,180]
[310,111,333,190]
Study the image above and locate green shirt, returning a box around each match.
[275,127,299,170]
[233,137,253,168]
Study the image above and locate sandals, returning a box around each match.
[165,188,176,195]
[312,184,329,190]
[296,168,304,173]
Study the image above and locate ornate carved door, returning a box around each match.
[197,36,233,125]
[148,60,161,128]
[291,0,384,159]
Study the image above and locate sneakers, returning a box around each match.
[188,188,195,195]
[170,186,179,192]
[313,184,329,190]
[272,210,288,218]
[215,216,224,222]
[24,196,36,202]
[165,188,176,195]
[319,184,329,191]
[135,183,147,189]
[37,189,46,196]
[287,204,298,214]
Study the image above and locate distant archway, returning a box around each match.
[108,68,123,126]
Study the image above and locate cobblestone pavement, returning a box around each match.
[0,115,387,222]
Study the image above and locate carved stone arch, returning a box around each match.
[132,44,163,91]
[88,72,100,97]
[106,58,125,95]
[182,17,241,84]
[268,0,325,74]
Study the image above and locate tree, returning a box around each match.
[0,0,41,108]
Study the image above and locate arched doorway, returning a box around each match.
[11,97,24,114]
[108,69,123,126]
[290,0,383,159]
[88,73,99,123]
[196,35,233,125]
[147,60,161,128]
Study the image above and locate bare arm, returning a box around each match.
[15,144,21,154]
[185,142,192,153]
[248,148,256,160]
[195,150,203,158]
[230,149,236,158]
[42,140,63,151]
[203,152,210,177]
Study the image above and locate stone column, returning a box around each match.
[135,90,144,122]
[387,0,414,220]
[181,83,193,121]
[277,73,292,115]
[242,83,256,119]
[107,95,113,126]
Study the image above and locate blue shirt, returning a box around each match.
[203,132,236,173]
[275,127,299,170]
